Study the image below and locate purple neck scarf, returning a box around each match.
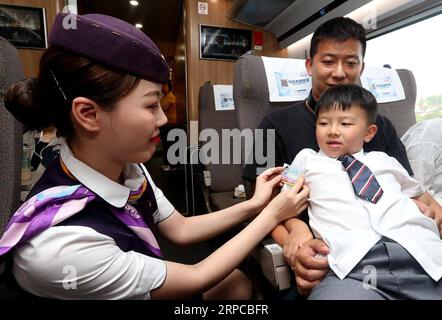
[0,183,162,257]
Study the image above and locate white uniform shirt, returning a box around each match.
[13,144,175,299]
[401,119,442,205]
[291,148,442,280]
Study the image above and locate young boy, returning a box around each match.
[286,84,442,299]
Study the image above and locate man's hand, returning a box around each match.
[283,220,313,268]
[413,198,442,236]
[293,239,330,296]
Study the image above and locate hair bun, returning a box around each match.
[5,78,53,129]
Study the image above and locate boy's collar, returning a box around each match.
[319,148,365,159]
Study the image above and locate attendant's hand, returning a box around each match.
[413,199,442,236]
[262,176,309,223]
[293,239,330,296]
[250,167,284,213]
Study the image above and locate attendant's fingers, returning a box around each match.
[297,203,308,214]
[259,167,284,179]
[297,185,310,200]
[285,175,305,194]
[268,174,282,186]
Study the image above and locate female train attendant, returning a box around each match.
[0,13,309,299]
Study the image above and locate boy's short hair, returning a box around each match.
[310,17,366,59]
[316,84,377,125]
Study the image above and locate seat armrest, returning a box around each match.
[251,238,291,291]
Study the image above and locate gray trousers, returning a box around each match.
[309,237,442,300]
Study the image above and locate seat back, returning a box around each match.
[233,54,298,133]
[376,69,417,137]
[234,54,417,139]
[0,37,24,235]
[198,82,243,194]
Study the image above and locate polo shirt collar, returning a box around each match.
[306,90,317,113]
[60,144,145,208]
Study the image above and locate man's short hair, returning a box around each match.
[316,84,377,125]
[310,17,367,59]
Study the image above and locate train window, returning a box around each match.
[364,13,442,122]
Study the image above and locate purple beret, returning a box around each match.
[49,13,169,83]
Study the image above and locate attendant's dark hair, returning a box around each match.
[5,46,141,137]
[310,17,366,59]
[316,84,377,125]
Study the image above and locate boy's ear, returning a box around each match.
[71,97,101,133]
[364,124,378,142]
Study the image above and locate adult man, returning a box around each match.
[243,17,440,296]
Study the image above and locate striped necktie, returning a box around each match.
[338,154,383,204]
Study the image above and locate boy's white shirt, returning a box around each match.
[291,148,442,281]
